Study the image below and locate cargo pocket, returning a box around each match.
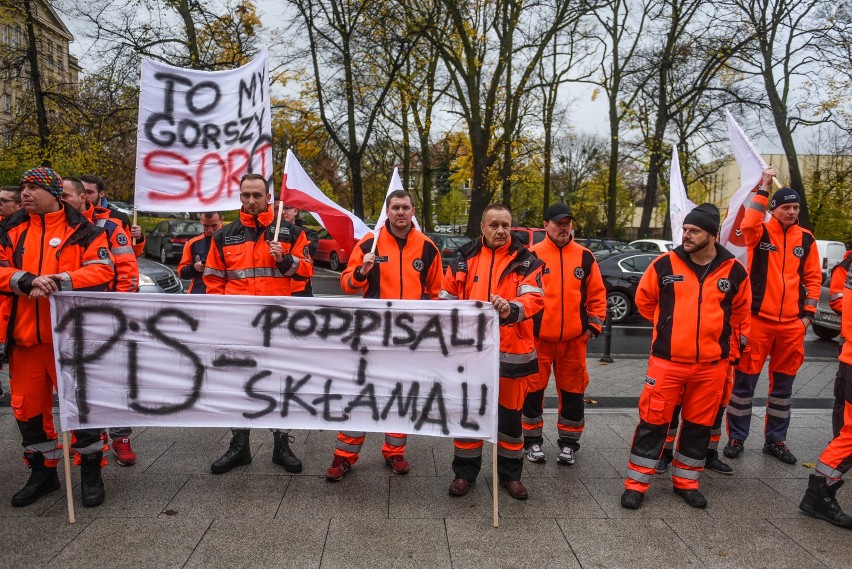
[10,393,25,421]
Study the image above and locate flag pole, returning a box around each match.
[62,432,75,524]
[273,200,284,243]
[492,443,499,527]
[131,210,138,245]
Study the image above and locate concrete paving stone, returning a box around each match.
[276,475,388,520]
[184,518,329,569]
[103,438,173,475]
[668,517,819,568]
[494,477,607,519]
[321,518,451,569]
[388,475,495,519]
[133,425,230,444]
[761,477,852,513]
[447,518,581,569]
[768,518,852,569]
[522,445,624,480]
[41,473,189,519]
[144,436,262,476]
[0,470,66,517]
[705,449,813,479]
[559,518,702,567]
[700,477,802,519]
[163,474,288,519]
[582,477,712,519]
[50,517,211,569]
[0,517,91,568]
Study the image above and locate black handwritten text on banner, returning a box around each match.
[134,49,273,212]
[50,294,500,441]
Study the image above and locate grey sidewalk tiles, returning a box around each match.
[321,518,452,569]
[163,474,289,519]
[0,517,90,567]
[388,476,493,519]
[768,518,852,569]
[276,475,389,520]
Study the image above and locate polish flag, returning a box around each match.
[720,110,769,267]
[669,146,696,248]
[280,149,370,254]
[372,167,421,240]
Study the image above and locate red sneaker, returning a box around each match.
[112,437,137,466]
[325,456,351,481]
[386,455,410,475]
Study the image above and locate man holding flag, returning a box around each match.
[724,167,822,464]
[325,188,443,481]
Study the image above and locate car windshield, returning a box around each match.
[445,236,471,248]
[172,222,202,234]
[532,231,545,244]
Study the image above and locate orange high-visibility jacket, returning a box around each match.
[83,205,138,292]
[203,206,313,296]
[441,236,545,378]
[841,265,852,365]
[178,233,212,294]
[341,222,442,300]
[0,206,115,347]
[530,235,607,340]
[636,244,751,364]
[98,207,145,257]
[741,189,821,321]
[829,251,852,314]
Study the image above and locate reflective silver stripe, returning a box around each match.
[707,439,720,450]
[226,268,281,279]
[729,394,752,405]
[829,293,843,301]
[557,417,585,428]
[26,439,61,460]
[283,256,300,277]
[627,466,652,483]
[629,454,659,469]
[815,461,843,479]
[560,432,581,440]
[766,408,791,419]
[335,442,363,454]
[82,259,113,266]
[204,267,226,278]
[672,466,701,480]
[804,298,818,307]
[439,290,458,300]
[384,434,406,446]
[522,415,542,425]
[498,432,523,445]
[725,406,752,417]
[76,440,106,455]
[57,272,72,291]
[497,446,525,459]
[517,284,543,296]
[589,316,604,325]
[509,300,525,321]
[500,350,537,364]
[673,452,705,468]
[749,201,766,213]
[111,246,135,256]
[455,448,482,458]
[710,428,721,437]
[9,271,27,295]
[767,396,790,405]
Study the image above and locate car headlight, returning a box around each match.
[138,274,157,287]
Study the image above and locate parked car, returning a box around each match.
[597,252,661,323]
[137,257,184,293]
[137,210,194,219]
[629,239,674,253]
[510,227,546,247]
[108,201,133,218]
[426,233,472,268]
[812,276,841,340]
[314,228,352,271]
[143,220,203,264]
[815,240,847,279]
[576,238,637,258]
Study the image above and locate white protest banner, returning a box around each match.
[135,49,272,213]
[50,293,499,442]
[669,146,696,248]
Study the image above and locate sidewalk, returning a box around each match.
[0,359,849,568]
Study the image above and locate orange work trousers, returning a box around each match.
[815,362,852,481]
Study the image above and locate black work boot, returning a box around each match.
[799,474,852,529]
[272,431,303,473]
[211,430,252,474]
[80,451,106,508]
[11,451,60,507]
[705,449,734,475]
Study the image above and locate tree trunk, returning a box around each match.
[22,0,49,156]
[419,132,433,231]
[173,0,201,68]
[606,96,619,238]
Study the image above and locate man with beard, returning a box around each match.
[621,203,751,510]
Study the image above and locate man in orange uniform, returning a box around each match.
[724,167,822,464]
[442,204,545,500]
[523,203,605,466]
[276,199,318,297]
[798,263,852,529]
[325,189,443,480]
[0,167,115,508]
[827,250,852,436]
[621,204,751,510]
[80,174,145,256]
[177,212,224,294]
[203,173,313,474]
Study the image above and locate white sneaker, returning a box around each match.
[557,447,576,465]
[525,444,546,463]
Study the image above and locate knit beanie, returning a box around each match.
[683,203,720,236]
[770,187,800,209]
[20,167,63,198]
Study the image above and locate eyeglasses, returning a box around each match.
[0,198,18,204]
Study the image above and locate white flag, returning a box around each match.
[372,168,421,239]
[280,149,371,254]
[720,110,769,267]
[669,147,696,247]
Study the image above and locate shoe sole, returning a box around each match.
[210,458,252,475]
[557,458,576,465]
[723,449,743,459]
[115,457,136,466]
[10,482,61,507]
[707,467,734,475]
[799,504,852,528]
[762,448,797,464]
[526,456,546,463]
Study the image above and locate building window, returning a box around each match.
[1,26,8,45]
[13,27,20,49]
[3,94,11,114]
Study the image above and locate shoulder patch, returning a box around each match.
[303,244,311,258]
[792,246,804,258]
[412,258,424,272]
[717,278,732,293]
[116,233,128,246]
[661,274,684,286]
[224,234,246,245]
[573,267,585,280]
[97,247,110,260]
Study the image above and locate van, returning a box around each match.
[815,240,847,278]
